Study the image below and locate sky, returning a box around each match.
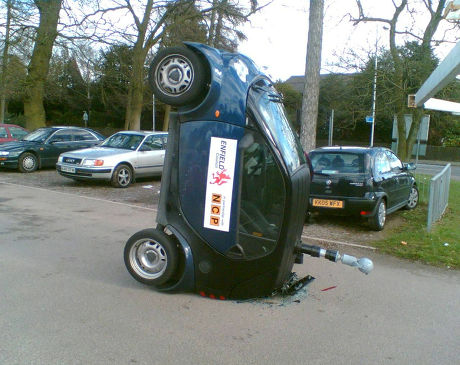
[238,0,458,82]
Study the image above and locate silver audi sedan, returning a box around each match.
[56,131,167,188]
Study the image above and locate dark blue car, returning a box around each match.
[123,43,312,299]
[0,126,105,173]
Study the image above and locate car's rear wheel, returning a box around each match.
[148,46,208,107]
[405,185,419,210]
[111,164,132,188]
[369,199,386,231]
[124,228,179,286]
[18,152,38,173]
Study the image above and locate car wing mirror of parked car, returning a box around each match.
[403,162,416,171]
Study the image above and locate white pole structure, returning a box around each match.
[370,34,378,147]
[152,94,156,131]
[328,109,334,146]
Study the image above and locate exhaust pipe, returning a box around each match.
[297,243,374,275]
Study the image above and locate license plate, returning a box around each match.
[312,198,344,208]
[61,166,75,173]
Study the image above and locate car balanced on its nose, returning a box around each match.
[123,43,373,300]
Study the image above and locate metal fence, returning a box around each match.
[427,164,451,232]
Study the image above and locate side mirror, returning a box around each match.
[403,162,416,171]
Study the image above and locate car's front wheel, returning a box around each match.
[111,164,132,188]
[124,229,179,286]
[405,185,419,210]
[369,199,386,231]
[18,152,38,173]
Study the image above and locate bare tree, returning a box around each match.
[351,0,452,160]
[300,0,324,153]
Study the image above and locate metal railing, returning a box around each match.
[427,164,451,232]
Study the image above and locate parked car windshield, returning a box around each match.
[101,133,144,150]
[310,152,365,174]
[22,128,54,142]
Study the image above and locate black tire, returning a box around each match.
[111,164,132,188]
[368,199,386,231]
[18,152,38,173]
[404,185,419,210]
[148,46,207,107]
[124,228,179,286]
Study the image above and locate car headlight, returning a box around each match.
[58,155,63,163]
[0,151,9,156]
[83,159,104,167]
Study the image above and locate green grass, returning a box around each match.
[372,175,460,269]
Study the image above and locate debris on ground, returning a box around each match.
[321,286,337,292]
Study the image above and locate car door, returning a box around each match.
[386,150,410,205]
[373,151,398,209]
[72,129,101,149]
[136,135,166,176]
[41,129,75,166]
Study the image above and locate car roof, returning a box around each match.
[0,123,26,128]
[310,146,389,155]
[113,130,168,136]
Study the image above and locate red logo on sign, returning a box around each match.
[210,170,231,185]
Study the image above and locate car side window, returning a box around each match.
[140,135,164,151]
[0,127,7,138]
[9,127,28,139]
[374,152,391,176]
[73,129,97,141]
[386,150,403,171]
[49,130,72,142]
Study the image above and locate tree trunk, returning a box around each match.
[124,46,147,131]
[300,0,324,153]
[23,0,61,130]
[163,104,171,131]
[0,0,12,123]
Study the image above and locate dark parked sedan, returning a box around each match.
[308,146,418,230]
[0,126,105,172]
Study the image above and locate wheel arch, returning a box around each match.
[20,150,41,169]
[113,161,135,178]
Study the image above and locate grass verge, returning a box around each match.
[371,175,460,269]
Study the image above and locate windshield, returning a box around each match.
[23,128,54,142]
[310,151,365,174]
[249,83,305,173]
[101,133,144,150]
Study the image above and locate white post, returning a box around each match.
[152,94,155,131]
[370,34,378,147]
[328,109,334,146]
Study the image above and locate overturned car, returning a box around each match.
[123,43,373,299]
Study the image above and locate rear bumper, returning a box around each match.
[309,195,378,216]
[56,164,113,180]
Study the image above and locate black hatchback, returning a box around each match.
[0,126,105,173]
[308,146,418,230]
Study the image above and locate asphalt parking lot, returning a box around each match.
[0,168,402,249]
[1,168,459,364]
